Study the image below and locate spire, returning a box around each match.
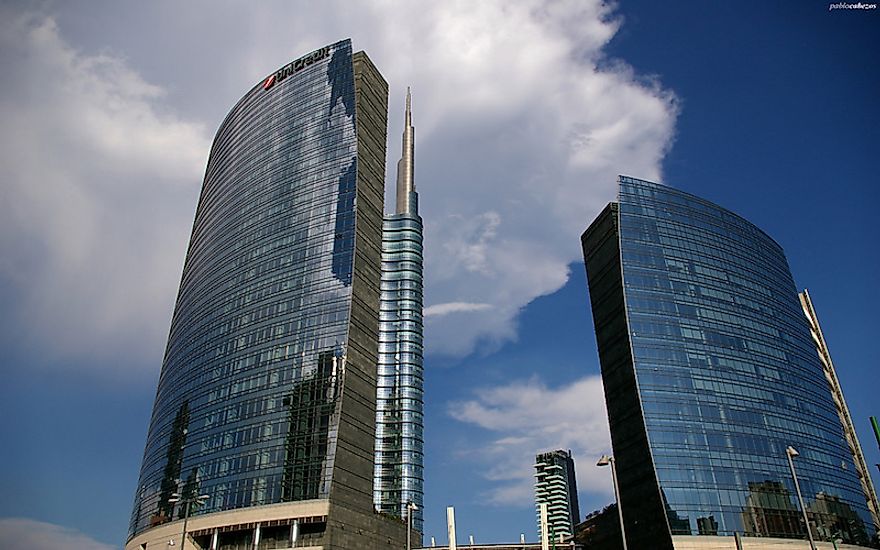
[405,86,412,127]
[395,87,417,214]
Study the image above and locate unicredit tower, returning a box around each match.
[126,39,411,550]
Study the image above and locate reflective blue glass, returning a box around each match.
[129,40,367,537]
[614,176,874,544]
[373,213,425,530]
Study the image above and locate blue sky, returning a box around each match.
[0,1,877,548]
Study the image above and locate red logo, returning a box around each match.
[263,46,331,92]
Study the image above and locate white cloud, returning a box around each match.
[449,375,613,506]
[0,518,116,550]
[0,13,209,372]
[331,0,679,357]
[0,1,677,369]
[424,302,492,318]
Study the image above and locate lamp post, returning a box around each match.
[406,501,418,550]
[785,446,816,550]
[597,455,627,550]
[168,489,209,549]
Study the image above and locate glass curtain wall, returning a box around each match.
[584,176,876,547]
[129,40,361,538]
[374,213,424,531]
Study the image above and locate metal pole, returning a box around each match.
[180,500,190,550]
[786,447,816,550]
[608,458,628,550]
[407,502,412,550]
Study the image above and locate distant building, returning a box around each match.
[739,481,802,538]
[581,176,877,549]
[573,504,620,550]
[535,449,581,542]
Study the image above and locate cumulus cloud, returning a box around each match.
[449,375,612,506]
[0,1,676,368]
[327,0,679,356]
[0,518,116,550]
[424,302,493,318]
[0,12,209,371]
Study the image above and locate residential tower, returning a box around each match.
[534,449,581,543]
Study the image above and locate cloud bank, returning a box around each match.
[0,12,209,371]
[0,1,676,370]
[0,518,116,550]
[449,375,612,506]
[358,0,678,356]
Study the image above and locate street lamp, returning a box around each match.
[785,446,816,550]
[406,501,418,550]
[168,489,209,550]
[597,455,627,550]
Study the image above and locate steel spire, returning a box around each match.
[395,87,417,214]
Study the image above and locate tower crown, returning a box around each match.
[395,87,417,214]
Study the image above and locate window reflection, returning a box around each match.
[584,177,875,546]
[129,40,370,538]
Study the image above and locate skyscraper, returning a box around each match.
[534,449,581,542]
[126,39,409,550]
[581,176,877,548]
[373,88,425,533]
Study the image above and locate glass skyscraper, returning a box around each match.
[373,89,425,533]
[582,176,877,548]
[126,40,410,550]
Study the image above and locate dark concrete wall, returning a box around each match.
[324,49,411,550]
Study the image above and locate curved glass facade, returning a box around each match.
[374,213,425,530]
[128,39,393,546]
[583,176,876,547]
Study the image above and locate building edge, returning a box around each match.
[799,289,880,531]
[581,200,675,550]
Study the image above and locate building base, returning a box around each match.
[125,499,411,550]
